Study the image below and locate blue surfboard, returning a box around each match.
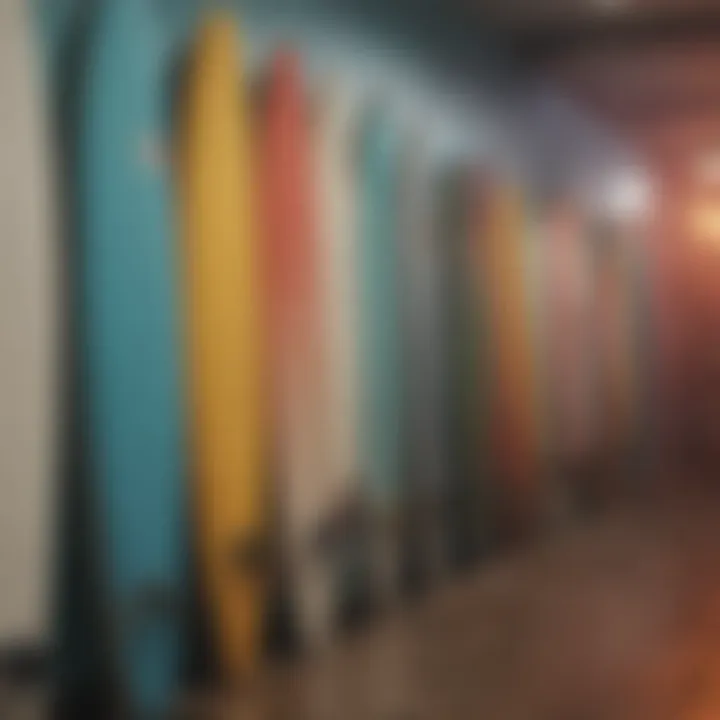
[38,1,114,712]
[78,0,185,713]
[357,111,403,602]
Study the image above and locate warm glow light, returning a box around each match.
[689,202,720,247]
[696,150,720,186]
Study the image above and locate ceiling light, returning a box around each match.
[604,167,653,222]
[690,202,720,247]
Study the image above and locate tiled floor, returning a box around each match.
[186,485,720,719]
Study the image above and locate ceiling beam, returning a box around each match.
[504,10,720,64]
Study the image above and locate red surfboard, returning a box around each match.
[259,50,334,647]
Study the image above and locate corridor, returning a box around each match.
[185,475,720,719]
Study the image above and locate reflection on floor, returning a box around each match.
[186,482,720,719]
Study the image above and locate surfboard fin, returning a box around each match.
[230,534,269,578]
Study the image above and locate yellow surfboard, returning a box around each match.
[178,14,266,681]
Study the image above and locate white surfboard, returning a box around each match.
[312,83,362,624]
[0,0,59,670]
[262,52,338,649]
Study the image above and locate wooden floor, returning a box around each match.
[186,485,720,719]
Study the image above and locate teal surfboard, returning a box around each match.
[79,0,185,714]
[39,0,113,713]
[437,167,493,566]
[397,142,449,589]
[357,111,403,602]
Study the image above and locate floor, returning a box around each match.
[186,482,720,719]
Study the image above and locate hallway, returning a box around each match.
[188,478,720,719]
[12,1,720,717]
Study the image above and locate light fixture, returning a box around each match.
[695,148,720,186]
[604,167,653,222]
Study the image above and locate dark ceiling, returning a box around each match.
[474,0,720,35]
[470,0,720,167]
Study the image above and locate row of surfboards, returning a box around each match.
[1,1,650,716]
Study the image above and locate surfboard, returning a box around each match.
[39,1,116,713]
[0,0,59,704]
[260,50,335,647]
[179,14,267,680]
[357,110,403,602]
[594,221,638,462]
[544,200,600,510]
[625,233,654,462]
[437,168,493,565]
[312,84,364,619]
[478,180,543,537]
[79,0,185,713]
[397,141,449,588]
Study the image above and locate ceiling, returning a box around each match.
[469,0,720,170]
[474,0,720,34]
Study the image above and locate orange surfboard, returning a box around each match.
[476,179,544,535]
